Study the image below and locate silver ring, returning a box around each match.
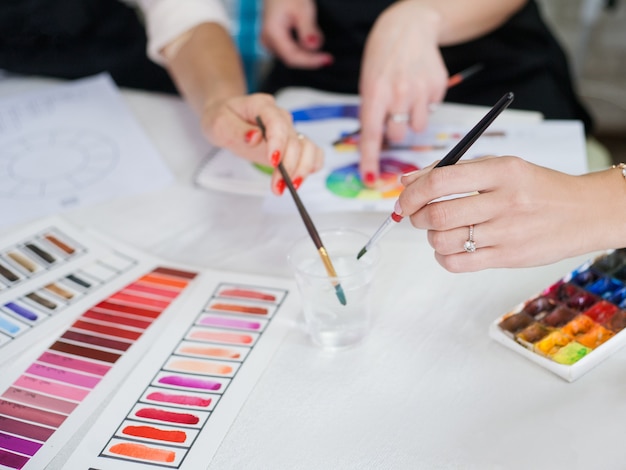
[463,224,476,253]
[297,133,305,140]
[388,113,410,123]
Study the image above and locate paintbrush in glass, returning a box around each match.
[255,116,347,306]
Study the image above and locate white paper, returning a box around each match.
[194,87,588,213]
[263,118,588,213]
[0,74,173,228]
[0,217,298,470]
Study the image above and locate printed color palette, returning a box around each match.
[0,223,142,363]
[96,283,285,468]
[0,267,197,469]
[490,249,626,381]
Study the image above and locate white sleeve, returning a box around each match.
[135,0,232,65]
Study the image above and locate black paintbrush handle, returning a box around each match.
[277,162,324,250]
[435,92,514,168]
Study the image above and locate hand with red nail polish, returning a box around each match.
[261,0,334,69]
[199,92,324,195]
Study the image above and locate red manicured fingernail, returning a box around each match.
[270,150,281,167]
[322,56,334,66]
[293,177,303,190]
[306,35,319,45]
[245,129,258,143]
[364,172,376,185]
[276,179,286,195]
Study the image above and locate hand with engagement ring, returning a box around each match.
[395,155,626,273]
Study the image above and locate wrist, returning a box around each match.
[585,167,626,253]
[404,1,443,43]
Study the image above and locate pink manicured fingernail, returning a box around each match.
[293,177,303,190]
[393,200,402,216]
[401,169,420,177]
[270,150,281,167]
[245,129,258,143]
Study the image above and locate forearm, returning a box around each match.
[164,22,247,115]
[405,0,528,45]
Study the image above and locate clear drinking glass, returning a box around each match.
[287,229,380,349]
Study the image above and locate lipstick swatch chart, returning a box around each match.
[62,279,295,470]
[0,218,298,470]
[0,218,200,470]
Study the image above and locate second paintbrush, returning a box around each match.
[255,116,347,306]
[357,91,515,260]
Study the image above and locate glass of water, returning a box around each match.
[287,229,380,349]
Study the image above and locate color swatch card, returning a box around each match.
[0,218,298,470]
[0,216,147,365]
[57,276,296,469]
[0,218,202,470]
[490,249,626,382]
[0,73,173,229]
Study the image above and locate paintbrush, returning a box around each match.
[332,63,484,146]
[356,91,515,260]
[255,116,347,306]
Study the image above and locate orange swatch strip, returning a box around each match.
[109,442,176,463]
[209,303,268,315]
[189,330,253,344]
[219,288,276,301]
[179,345,241,359]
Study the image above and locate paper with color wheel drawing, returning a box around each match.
[0,74,173,229]
[194,87,544,197]
[195,88,588,213]
[267,118,588,213]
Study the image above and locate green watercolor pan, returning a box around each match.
[489,249,626,382]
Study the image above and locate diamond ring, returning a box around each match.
[388,113,410,123]
[463,224,476,253]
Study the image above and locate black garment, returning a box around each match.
[0,0,178,94]
[262,0,593,133]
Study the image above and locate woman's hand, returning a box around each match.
[261,0,333,69]
[395,156,626,271]
[358,1,448,186]
[202,93,324,195]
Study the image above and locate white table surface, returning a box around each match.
[1,77,624,470]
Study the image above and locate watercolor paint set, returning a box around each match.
[0,217,298,470]
[490,249,626,382]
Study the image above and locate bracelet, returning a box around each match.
[613,163,626,180]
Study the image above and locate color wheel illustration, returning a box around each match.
[326,157,418,199]
[0,129,118,199]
